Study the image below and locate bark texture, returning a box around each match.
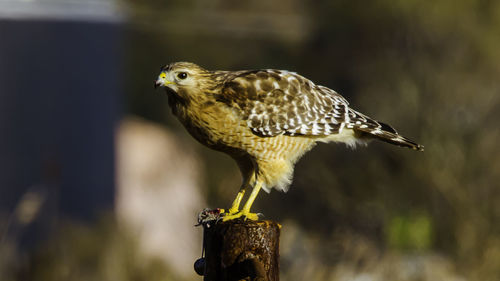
[203,220,280,281]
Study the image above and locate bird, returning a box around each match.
[154,62,423,221]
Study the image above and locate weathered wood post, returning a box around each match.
[195,210,281,281]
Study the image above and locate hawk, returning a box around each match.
[154,62,423,221]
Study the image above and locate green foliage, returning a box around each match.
[387,213,433,251]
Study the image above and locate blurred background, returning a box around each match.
[1,0,499,280]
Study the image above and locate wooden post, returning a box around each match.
[198,219,281,281]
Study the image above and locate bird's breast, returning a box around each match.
[175,102,249,153]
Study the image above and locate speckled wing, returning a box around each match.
[219,70,351,137]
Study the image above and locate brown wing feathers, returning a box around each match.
[218,69,423,151]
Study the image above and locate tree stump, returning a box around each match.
[200,219,281,281]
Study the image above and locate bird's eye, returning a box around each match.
[177,72,188,79]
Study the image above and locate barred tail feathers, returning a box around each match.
[356,124,424,151]
[349,110,424,151]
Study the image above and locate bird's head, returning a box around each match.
[154,62,214,99]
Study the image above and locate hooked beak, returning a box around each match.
[154,76,174,89]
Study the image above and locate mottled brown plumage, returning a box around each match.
[155,62,423,220]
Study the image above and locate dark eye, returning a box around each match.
[177,72,188,79]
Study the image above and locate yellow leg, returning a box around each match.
[241,181,262,213]
[226,171,255,215]
[227,188,245,215]
[223,181,263,221]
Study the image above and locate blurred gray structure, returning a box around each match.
[0,0,123,248]
[116,118,206,279]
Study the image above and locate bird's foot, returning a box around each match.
[222,210,261,221]
[225,207,239,216]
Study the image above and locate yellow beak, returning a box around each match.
[154,72,174,89]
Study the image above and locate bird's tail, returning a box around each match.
[349,110,424,151]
